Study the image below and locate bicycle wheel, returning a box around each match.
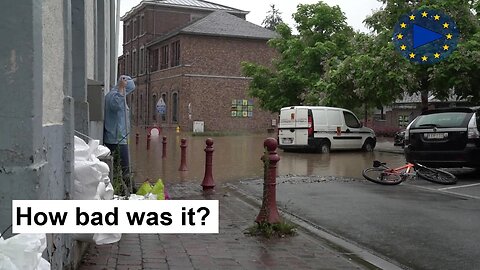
[416,166,457,185]
[362,168,404,185]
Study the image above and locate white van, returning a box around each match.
[278,106,376,153]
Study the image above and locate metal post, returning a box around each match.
[178,138,188,171]
[162,136,167,159]
[201,138,215,190]
[256,138,281,224]
[146,134,151,150]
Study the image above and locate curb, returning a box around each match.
[225,183,406,270]
[375,149,404,155]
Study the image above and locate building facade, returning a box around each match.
[120,0,278,132]
[0,0,119,268]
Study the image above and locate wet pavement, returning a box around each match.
[130,130,406,185]
[79,185,371,270]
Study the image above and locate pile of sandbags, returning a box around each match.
[0,233,50,270]
[73,136,120,245]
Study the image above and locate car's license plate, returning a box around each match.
[425,133,447,139]
[282,138,293,144]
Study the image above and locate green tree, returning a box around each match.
[243,2,354,112]
[262,4,284,31]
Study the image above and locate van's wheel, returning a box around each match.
[320,141,330,154]
[363,139,375,152]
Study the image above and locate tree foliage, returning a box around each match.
[262,4,284,31]
[244,0,480,113]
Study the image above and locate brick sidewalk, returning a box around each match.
[79,185,366,270]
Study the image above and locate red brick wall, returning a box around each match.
[143,34,278,132]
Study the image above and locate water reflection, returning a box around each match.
[130,129,406,185]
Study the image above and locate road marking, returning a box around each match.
[406,183,480,200]
[438,183,480,190]
[441,191,480,200]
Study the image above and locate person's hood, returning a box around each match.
[116,75,135,95]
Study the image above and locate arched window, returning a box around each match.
[172,92,178,123]
[139,94,143,124]
[152,94,157,121]
[161,93,167,122]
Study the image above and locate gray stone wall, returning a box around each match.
[0,0,119,268]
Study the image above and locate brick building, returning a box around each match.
[120,0,278,132]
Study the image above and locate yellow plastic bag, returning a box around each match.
[136,180,153,196]
[151,179,165,200]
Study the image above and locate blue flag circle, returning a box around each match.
[393,9,459,64]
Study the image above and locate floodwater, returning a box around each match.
[130,129,406,185]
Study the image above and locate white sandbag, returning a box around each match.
[92,233,122,245]
[0,234,50,270]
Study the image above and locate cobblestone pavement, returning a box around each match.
[79,185,367,270]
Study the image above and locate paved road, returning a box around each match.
[238,171,480,270]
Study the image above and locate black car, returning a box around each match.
[404,107,480,168]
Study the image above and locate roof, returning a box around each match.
[121,0,248,21]
[147,11,278,47]
[395,91,466,104]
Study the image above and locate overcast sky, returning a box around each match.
[118,0,383,55]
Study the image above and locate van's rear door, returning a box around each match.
[279,107,309,146]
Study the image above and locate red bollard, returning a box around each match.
[146,134,151,150]
[162,136,167,159]
[135,133,139,145]
[201,138,215,190]
[256,138,281,224]
[178,138,188,171]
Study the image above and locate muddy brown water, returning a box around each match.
[130,130,406,185]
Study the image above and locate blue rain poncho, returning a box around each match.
[103,75,135,145]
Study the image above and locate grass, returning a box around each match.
[245,221,297,238]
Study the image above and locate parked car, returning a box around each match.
[278,106,376,153]
[404,107,480,168]
[394,130,405,147]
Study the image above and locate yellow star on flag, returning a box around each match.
[400,22,407,28]
[409,53,416,59]
[422,11,428,17]
[434,15,440,20]
[421,56,428,62]
[446,33,453,40]
[434,53,441,58]
[443,45,450,51]
[397,33,403,40]
[400,45,407,51]
[443,22,449,29]
[409,15,415,20]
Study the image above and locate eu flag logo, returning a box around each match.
[393,9,459,64]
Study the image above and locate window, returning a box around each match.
[171,41,180,67]
[140,15,145,35]
[398,115,409,127]
[160,45,169,69]
[127,23,131,41]
[123,24,127,43]
[132,50,137,76]
[140,94,143,122]
[172,92,178,123]
[125,52,130,74]
[152,94,157,121]
[343,111,361,128]
[412,112,470,128]
[132,19,137,38]
[161,93,167,122]
[150,49,159,72]
[139,47,145,74]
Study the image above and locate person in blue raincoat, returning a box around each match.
[104,75,136,194]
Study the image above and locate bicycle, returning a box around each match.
[362,160,456,185]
